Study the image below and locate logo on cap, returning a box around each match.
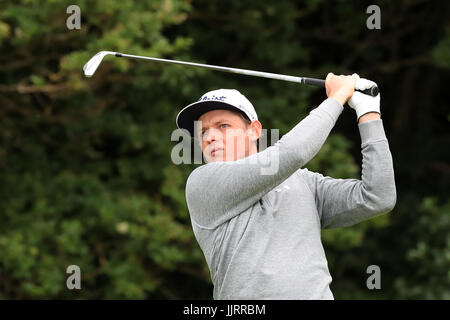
[199,95,227,102]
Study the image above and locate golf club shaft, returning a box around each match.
[115,53,379,96]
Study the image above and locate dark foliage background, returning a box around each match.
[0,0,448,299]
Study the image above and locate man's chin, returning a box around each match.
[205,149,254,162]
[206,156,225,163]
[205,152,228,163]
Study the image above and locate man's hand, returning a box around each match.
[348,74,381,122]
[325,73,358,106]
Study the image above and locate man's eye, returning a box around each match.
[220,124,229,129]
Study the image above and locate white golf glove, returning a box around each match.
[348,73,380,120]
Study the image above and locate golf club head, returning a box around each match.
[83,51,117,77]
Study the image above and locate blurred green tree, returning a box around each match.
[0,0,448,299]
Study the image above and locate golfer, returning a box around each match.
[176,73,396,299]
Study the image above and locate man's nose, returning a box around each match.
[204,128,222,143]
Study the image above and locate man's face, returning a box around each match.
[196,109,254,163]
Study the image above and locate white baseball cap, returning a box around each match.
[176,89,258,138]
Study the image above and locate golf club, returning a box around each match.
[83,51,379,96]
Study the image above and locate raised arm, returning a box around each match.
[299,115,397,229]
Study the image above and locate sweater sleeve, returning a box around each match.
[299,119,397,229]
[185,98,344,229]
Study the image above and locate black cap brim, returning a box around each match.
[176,100,249,138]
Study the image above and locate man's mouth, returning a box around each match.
[211,148,223,156]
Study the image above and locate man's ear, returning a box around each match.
[247,120,262,143]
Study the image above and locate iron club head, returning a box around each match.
[83,51,117,77]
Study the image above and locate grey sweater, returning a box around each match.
[185,98,396,299]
